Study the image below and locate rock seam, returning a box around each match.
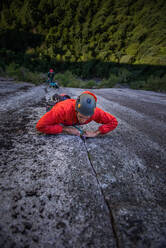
[83,138,120,248]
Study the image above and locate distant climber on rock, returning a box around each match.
[36,91,118,138]
[47,68,55,84]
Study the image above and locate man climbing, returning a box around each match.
[47,68,55,83]
[36,91,118,138]
[46,93,71,112]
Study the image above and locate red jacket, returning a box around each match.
[36,91,118,134]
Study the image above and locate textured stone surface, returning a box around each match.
[63,87,166,247]
[87,88,166,247]
[0,80,166,248]
[0,81,116,248]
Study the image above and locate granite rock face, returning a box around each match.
[0,81,116,248]
[0,80,166,248]
[88,88,166,248]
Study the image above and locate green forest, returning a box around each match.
[0,0,166,91]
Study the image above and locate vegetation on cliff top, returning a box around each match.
[0,0,166,91]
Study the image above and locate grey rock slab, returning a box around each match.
[1,82,166,248]
[0,82,46,113]
[84,134,166,247]
[113,205,166,248]
[67,88,166,248]
[92,89,166,148]
[0,79,34,96]
[0,134,116,248]
[0,83,116,248]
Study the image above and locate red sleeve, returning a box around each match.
[93,107,118,134]
[36,107,64,134]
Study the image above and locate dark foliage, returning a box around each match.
[0,0,166,91]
